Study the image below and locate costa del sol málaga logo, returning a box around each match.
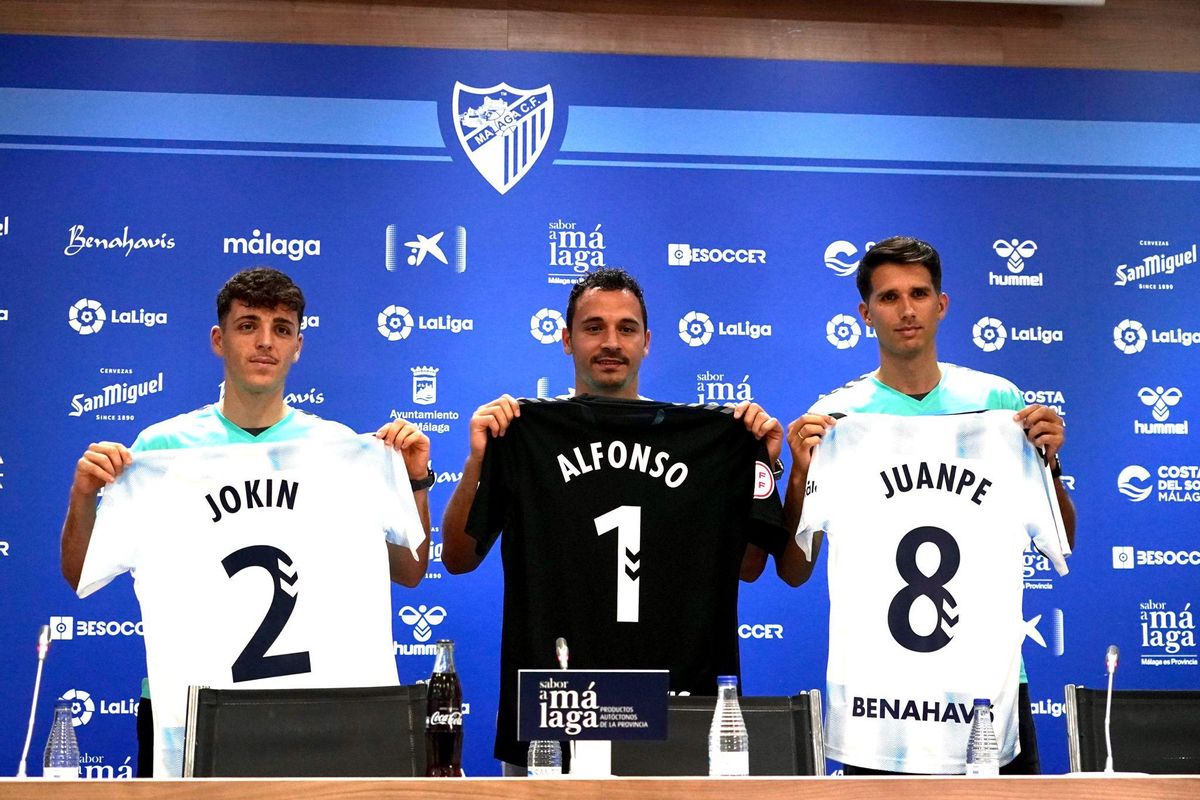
[1117,465,1152,502]
[826,314,861,349]
[1114,319,1148,354]
[378,305,414,341]
[973,316,1007,352]
[530,308,565,344]
[679,311,714,347]
[69,298,106,335]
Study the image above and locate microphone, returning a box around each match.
[555,637,569,671]
[17,625,52,778]
[1104,645,1119,773]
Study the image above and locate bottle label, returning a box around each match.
[708,751,749,776]
[427,710,463,727]
[527,765,564,777]
[42,766,79,779]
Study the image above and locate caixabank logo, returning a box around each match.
[1113,318,1200,354]
[385,225,467,273]
[68,298,167,335]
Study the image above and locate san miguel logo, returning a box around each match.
[453,82,554,194]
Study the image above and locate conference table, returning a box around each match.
[3,776,1199,799]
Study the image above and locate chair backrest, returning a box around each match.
[610,691,825,776]
[1065,684,1200,774]
[183,684,427,777]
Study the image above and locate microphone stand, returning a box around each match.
[17,625,52,778]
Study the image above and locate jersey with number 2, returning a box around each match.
[798,410,1069,773]
[78,434,423,778]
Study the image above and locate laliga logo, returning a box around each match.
[823,240,871,277]
[1118,465,1152,502]
[60,689,95,727]
[993,239,1038,274]
[398,604,446,643]
[678,311,714,347]
[973,316,1007,352]
[1139,386,1182,422]
[530,308,565,344]
[378,305,414,341]
[826,314,861,349]
[1114,319,1148,354]
[69,299,106,335]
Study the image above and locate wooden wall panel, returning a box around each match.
[0,0,1196,73]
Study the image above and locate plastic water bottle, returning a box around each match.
[43,699,80,779]
[965,698,1000,776]
[708,675,749,776]
[527,739,562,776]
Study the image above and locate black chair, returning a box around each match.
[610,691,825,776]
[182,684,427,777]
[1065,684,1200,774]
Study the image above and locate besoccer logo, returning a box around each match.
[59,688,94,727]
[49,615,74,640]
[68,299,106,335]
[825,314,861,349]
[678,311,714,347]
[1114,319,1147,355]
[973,316,1007,352]
[398,604,447,643]
[1112,546,1135,570]
[1117,465,1152,502]
[377,305,414,341]
[530,308,565,344]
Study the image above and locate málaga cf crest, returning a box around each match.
[453,82,554,195]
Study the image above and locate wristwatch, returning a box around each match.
[410,467,436,492]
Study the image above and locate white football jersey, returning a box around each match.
[78,434,424,777]
[798,411,1069,774]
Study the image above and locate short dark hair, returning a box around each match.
[216,268,305,325]
[565,268,648,330]
[856,236,943,300]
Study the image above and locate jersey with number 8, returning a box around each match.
[798,410,1069,774]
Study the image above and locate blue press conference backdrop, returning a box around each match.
[0,34,1197,779]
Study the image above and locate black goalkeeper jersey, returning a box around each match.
[466,396,788,765]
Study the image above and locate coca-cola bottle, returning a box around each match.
[425,638,463,777]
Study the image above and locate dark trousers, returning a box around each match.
[843,683,1040,776]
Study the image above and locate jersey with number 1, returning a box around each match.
[798,410,1069,774]
[78,434,424,778]
[468,396,788,765]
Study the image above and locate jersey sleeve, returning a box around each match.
[795,433,835,560]
[76,464,143,598]
[374,437,425,554]
[1023,444,1071,576]
[744,439,788,555]
[465,432,509,557]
